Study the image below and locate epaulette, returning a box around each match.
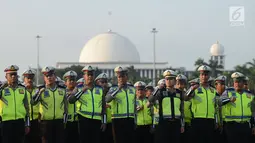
[127,84,134,88]
[111,85,118,88]
[226,87,235,91]
[17,83,25,88]
[76,83,83,88]
[57,84,66,89]
[244,89,253,94]
[36,84,45,89]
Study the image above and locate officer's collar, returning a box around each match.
[46,84,57,91]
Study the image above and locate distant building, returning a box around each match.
[56,30,169,79]
[210,41,225,69]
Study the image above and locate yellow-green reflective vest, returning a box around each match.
[0,87,27,121]
[161,92,182,119]
[153,102,159,125]
[224,90,253,122]
[26,88,39,120]
[106,103,112,123]
[67,90,78,122]
[110,86,136,119]
[39,87,66,120]
[184,101,192,123]
[136,98,152,125]
[76,86,103,120]
[192,86,216,119]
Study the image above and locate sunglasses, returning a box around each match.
[99,80,107,83]
[24,75,35,79]
[8,73,18,76]
[165,77,175,80]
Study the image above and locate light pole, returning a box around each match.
[36,35,42,85]
[151,28,158,86]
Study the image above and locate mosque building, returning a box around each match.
[56,30,225,79]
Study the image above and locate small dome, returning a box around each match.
[210,41,224,56]
[79,31,140,63]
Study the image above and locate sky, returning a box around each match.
[0,0,254,80]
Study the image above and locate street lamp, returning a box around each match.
[36,35,42,85]
[151,28,158,86]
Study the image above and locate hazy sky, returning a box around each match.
[0,0,254,80]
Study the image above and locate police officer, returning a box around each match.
[68,65,106,143]
[223,72,255,143]
[31,66,67,143]
[0,65,30,143]
[134,81,153,143]
[149,70,184,143]
[23,69,41,143]
[105,66,136,143]
[214,75,228,143]
[63,70,80,143]
[186,65,216,143]
[95,73,114,143]
[175,74,191,143]
[244,76,250,91]
[145,83,154,98]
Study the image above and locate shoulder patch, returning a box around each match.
[37,84,45,88]
[197,88,203,93]
[4,89,11,96]
[129,88,134,94]
[95,87,101,95]
[44,90,50,98]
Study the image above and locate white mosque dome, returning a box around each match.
[210,41,224,56]
[79,30,140,63]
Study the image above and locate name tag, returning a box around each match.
[58,90,64,96]
[19,89,24,94]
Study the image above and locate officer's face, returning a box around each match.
[24,75,34,87]
[117,74,128,85]
[200,72,209,83]
[215,82,225,94]
[44,73,56,85]
[165,77,175,87]
[65,78,76,89]
[96,79,108,88]
[6,72,18,84]
[145,89,153,97]
[83,71,94,85]
[176,80,186,90]
[136,89,145,98]
[243,81,249,90]
[234,79,244,91]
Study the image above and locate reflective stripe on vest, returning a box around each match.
[39,88,65,120]
[0,87,27,121]
[192,86,215,119]
[136,98,152,125]
[110,86,136,119]
[26,89,40,120]
[76,87,103,120]
[224,91,252,122]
